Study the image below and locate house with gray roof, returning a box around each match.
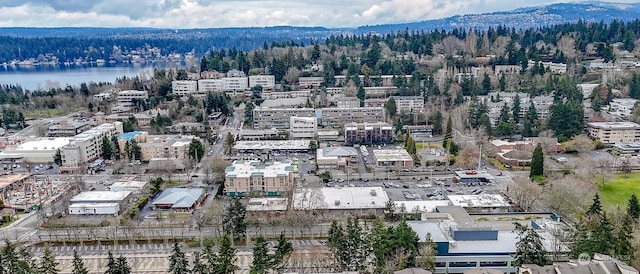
[152,188,205,212]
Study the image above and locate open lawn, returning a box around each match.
[600,173,640,209]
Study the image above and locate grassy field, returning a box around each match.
[599,173,640,209]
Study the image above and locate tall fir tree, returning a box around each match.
[215,235,239,274]
[272,232,293,271]
[627,194,640,221]
[39,247,59,274]
[530,143,544,178]
[71,251,88,274]
[586,194,603,216]
[168,243,189,274]
[116,255,131,274]
[513,223,549,266]
[104,251,117,274]
[250,236,271,274]
[190,252,207,274]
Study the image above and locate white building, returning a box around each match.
[60,122,124,169]
[608,98,638,119]
[93,92,112,102]
[373,149,414,168]
[289,116,317,139]
[108,181,148,193]
[117,90,148,108]
[527,60,567,74]
[68,190,132,215]
[249,75,276,90]
[0,137,71,163]
[68,203,120,216]
[292,187,389,214]
[393,96,424,113]
[587,121,640,145]
[224,77,249,92]
[198,79,225,93]
[171,80,198,96]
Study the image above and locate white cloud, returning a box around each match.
[0,0,636,28]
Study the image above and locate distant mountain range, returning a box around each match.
[0,2,639,48]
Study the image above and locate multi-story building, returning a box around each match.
[289,116,317,139]
[47,121,91,137]
[252,107,316,129]
[197,79,225,93]
[608,98,638,119]
[334,75,412,87]
[494,65,522,76]
[60,122,124,169]
[344,122,393,144]
[137,135,199,161]
[238,128,279,140]
[298,77,324,89]
[224,160,296,197]
[587,122,640,145]
[116,90,148,108]
[171,80,198,97]
[527,60,567,74]
[224,77,249,92]
[393,96,424,113]
[249,75,276,90]
[318,107,386,128]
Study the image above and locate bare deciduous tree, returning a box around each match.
[508,176,544,212]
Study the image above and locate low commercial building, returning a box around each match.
[292,187,389,215]
[70,191,132,205]
[519,253,638,274]
[317,130,340,142]
[238,128,279,140]
[344,122,393,144]
[408,206,566,274]
[452,170,495,185]
[246,198,288,212]
[224,160,296,197]
[373,149,413,168]
[289,116,317,139]
[171,80,198,96]
[447,194,510,213]
[316,147,358,169]
[47,121,91,137]
[611,143,640,157]
[404,125,433,138]
[68,203,120,216]
[233,140,310,154]
[587,121,640,145]
[0,137,70,163]
[151,188,205,212]
[108,180,148,193]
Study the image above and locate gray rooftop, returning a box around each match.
[152,188,204,209]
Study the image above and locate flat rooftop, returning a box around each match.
[16,138,71,151]
[108,181,148,190]
[448,195,511,208]
[587,121,640,129]
[233,140,310,151]
[246,198,288,211]
[373,149,413,162]
[454,170,495,180]
[70,191,132,203]
[225,160,295,179]
[394,200,451,213]
[292,187,389,210]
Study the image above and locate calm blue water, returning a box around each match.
[0,63,182,91]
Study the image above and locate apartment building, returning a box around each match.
[224,77,249,92]
[117,90,148,108]
[224,160,296,197]
[318,107,386,128]
[60,122,124,169]
[249,75,276,90]
[494,65,522,76]
[298,77,324,89]
[171,80,198,96]
[334,75,412,87]
[252,107,316,129]
[587,122,640,145]
[527,60,567,74]
[608,98,638,119]
[344,122,393,144]
[393,96,424,113]
[290,116,317,139]
[137,135,199,161]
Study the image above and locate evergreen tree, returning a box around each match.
[443,116,452,146]
[214,235,238,274]
[512,94,521,124]
[586,194,603,216]
[513,222,549,266]
[482,72,491,93]
[499,74,506,91]
[384,97,397,117]
[39,247,59,274]
[71,251,88,274]
[327,218,370,271]
[190,252,207,274]
[523,102,539,137]
[223,198,247,240]
[168,243,189,274]
[53,149,62,166]
[116,255,131,274]
[356,85,365,107]
[272,232,293,271]
[250,236,270,274]
[593,212,615,255]
[187,139,205,163]
[614,214,634,263]
[202,244,220,271]
[628,194,640,221]
[104,251,117,274]
[101,136,113,160]
[530,143,544,178]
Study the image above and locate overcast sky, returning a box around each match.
[0,0,636,28]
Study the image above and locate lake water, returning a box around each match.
[0,63,181,91]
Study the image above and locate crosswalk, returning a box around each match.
[28,243,175,256]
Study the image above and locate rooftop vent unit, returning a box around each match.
[334,200,341,206]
